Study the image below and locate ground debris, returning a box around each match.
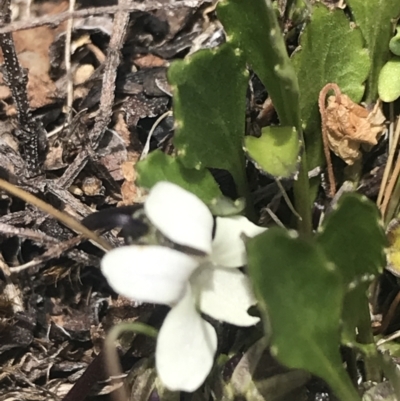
[0,0,213,398]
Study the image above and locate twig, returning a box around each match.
[58,0,132,196]
[318,83,341,198]
[0,3,157,33]
[0,0,46,176]
[65,0,76,128]
[9,236,84,273]
[56,151,90,188]
[0,222,58,244]
[90,0,130,147]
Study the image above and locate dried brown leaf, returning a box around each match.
[324,93,385,165]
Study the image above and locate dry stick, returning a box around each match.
[10,236,84,273]
[318,83,341,198]
[0,178,112,251]
[65,0,76,128]
[90,2,130,399]
[0,222,59,244]
[0,1,202,34]
[0,3,156,34]
[58,0,131,189]
[0,0,46,176]
[90,0,130,148]
[378,117,400,207]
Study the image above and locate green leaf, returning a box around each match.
[292,4,370,168]
[247,228,360,401]
[136,150,222,204]
[389,27,400,56]
[316,194,385,351]
[217,0,312,235]
[217,0,300,129]
[243,126,300,178]
[316,194,386,284]
[168,43,249,198]
[340,286,370,344]
[346,0,400,102]
[378,57,400,102]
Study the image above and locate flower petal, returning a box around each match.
[145,182,213,254]
[156,286,217,392]
[211,216,266,267]
[192,265,260,326]
[101,245,198,305]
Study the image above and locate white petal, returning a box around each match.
[211,216,266,267]
[156,286,217,392]
[192,265,260,326]
[101,245,198,305]
[145,182,213,254]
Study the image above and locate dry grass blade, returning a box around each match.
[378,117,400,209]
[0,178,112,251]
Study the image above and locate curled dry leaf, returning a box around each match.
[324,92,385,165]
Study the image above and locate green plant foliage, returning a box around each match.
[136,150,222,204]
[217,0,311,233]
[217,0,300,129]
[316,194,385,344]
[346,0,400,102]
[292,4,370,168]
[247,228,360,401]
[168,43,249,198]
[317,194,386,284]
[378,57,400,102]
[340,287,370,344]
[389,27,400,56]
[243,126,300,179]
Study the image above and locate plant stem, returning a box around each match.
[293,144,312,236]
[357,299,381,382]
[328,371,361,401]
[104,323,158,401]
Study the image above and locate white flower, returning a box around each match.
[101,182,265,392]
